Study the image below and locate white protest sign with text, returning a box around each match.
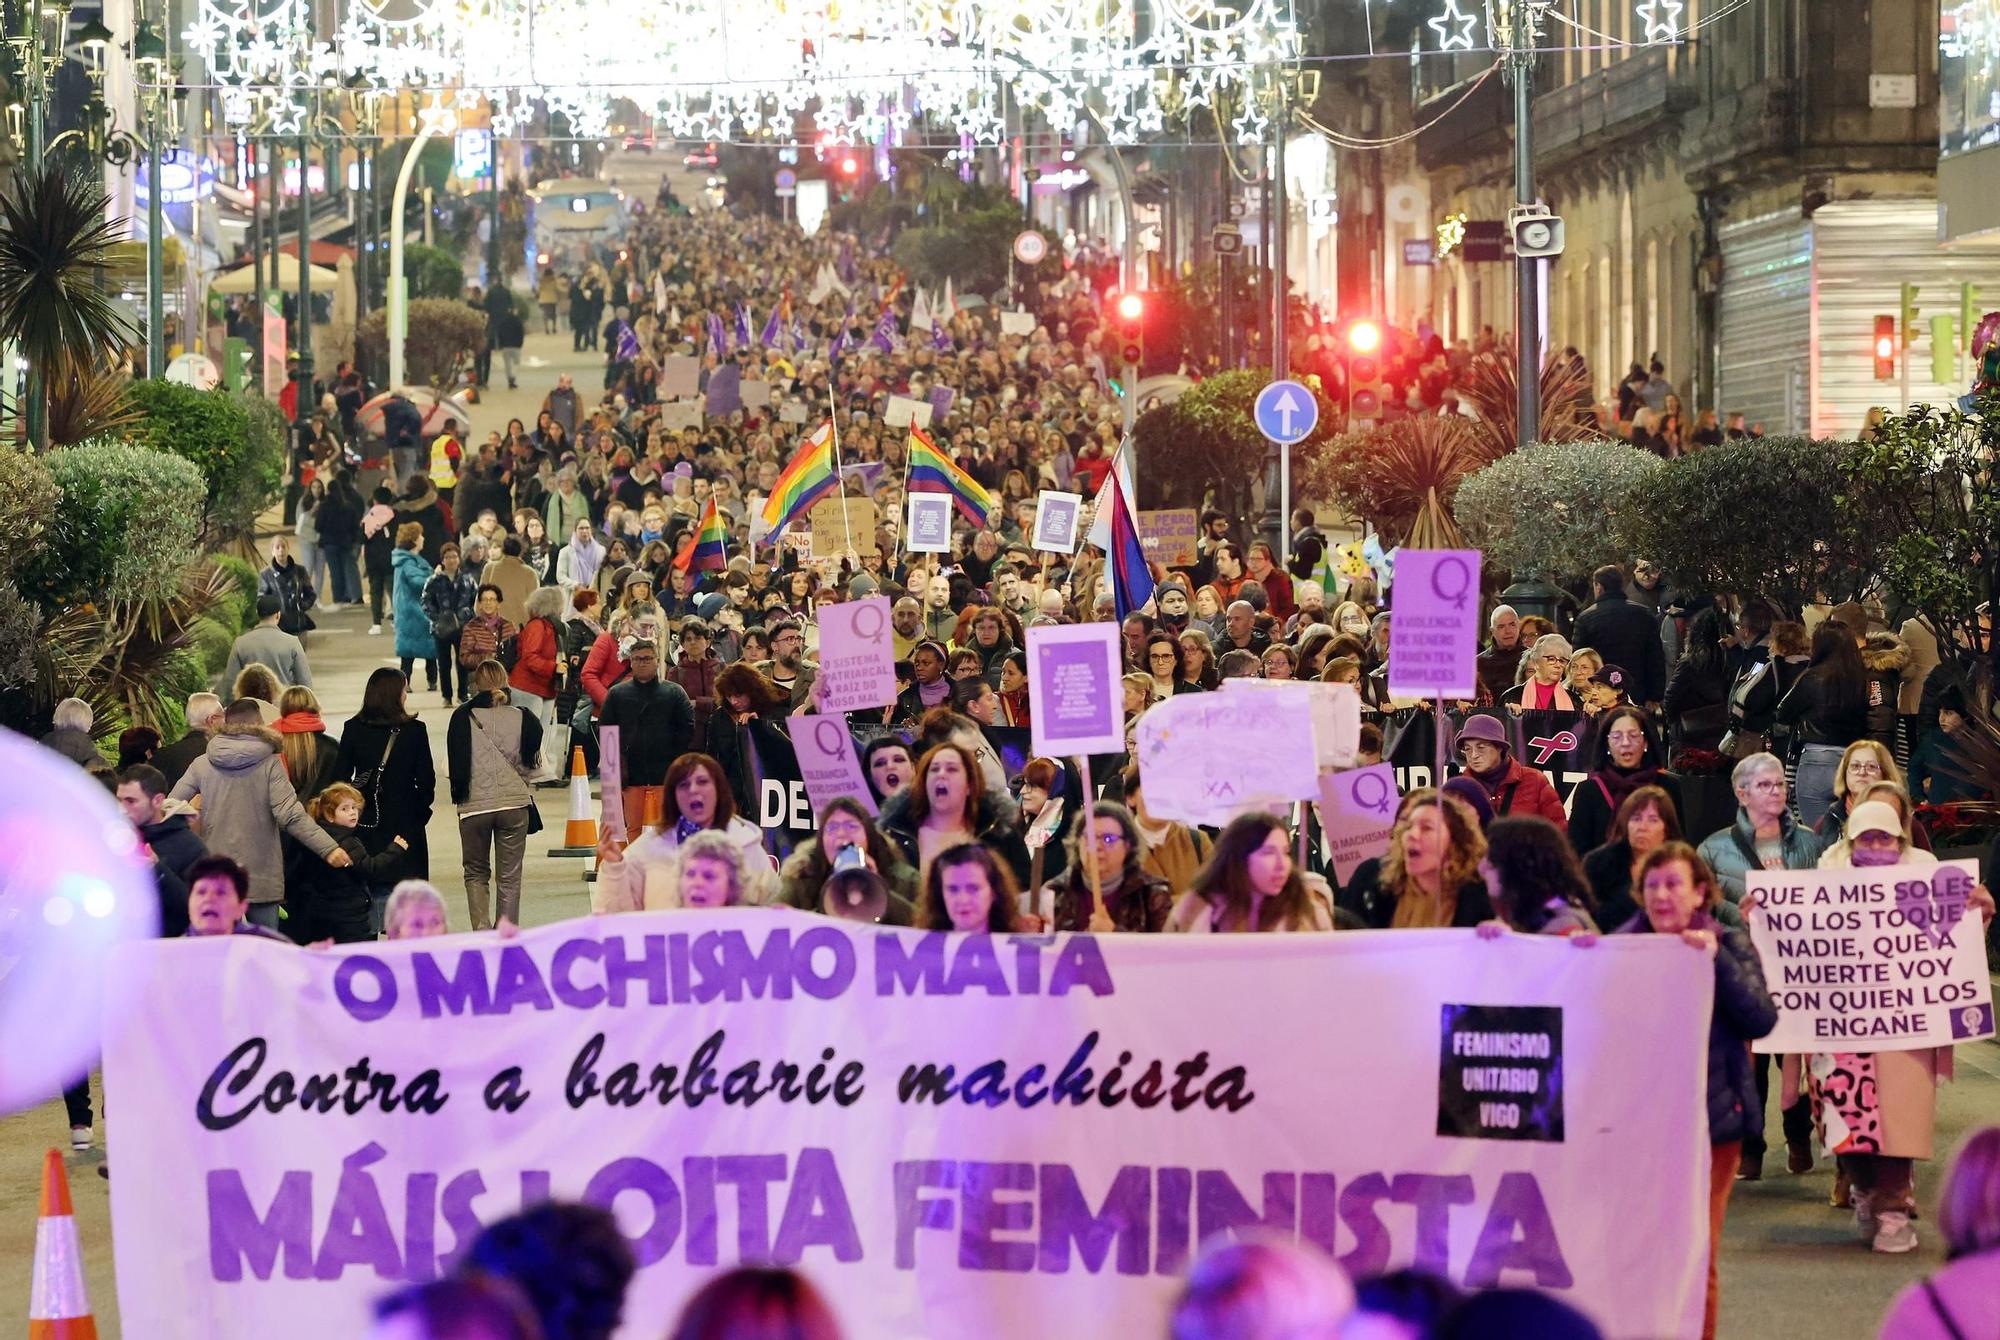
[1028,622,1126,757]
[793,714,879,817]
[904,495,953,554]
[104,914,1714,1340]
[1316,764,1401,885]
[882,395,934,429]
[815,597,898,713]
[1135,692,1319,827]
[1032,491,1083,554]
[1221,679,1362,771]
[1748,859,1996,1052]
[1387,549,1482,700]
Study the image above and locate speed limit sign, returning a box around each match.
[1013,230,1048,265]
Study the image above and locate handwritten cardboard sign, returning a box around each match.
[1134,692,1319,827]
[1387,549,1482,700]
[1135,510,1200,568]
[807,497,879,556]
[883,395,934,429]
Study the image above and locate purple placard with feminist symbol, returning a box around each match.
[1388,549,1482,700]
[1028,622,1125,757]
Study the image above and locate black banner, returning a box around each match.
[1437,1003,1566,1143]
[1379,707,1596,810]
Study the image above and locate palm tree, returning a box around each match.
[0,163,136,447]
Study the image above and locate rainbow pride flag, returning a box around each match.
[906,428,996,526]
[675,496,728,572]
[760,420,839,537]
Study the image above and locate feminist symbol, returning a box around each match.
[1429,555,1473,611]
[1527,731,1579,765]
[1348,770,1394,816]
[813,720,848,756]
[848,602,887,645]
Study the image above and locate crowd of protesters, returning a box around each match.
[38,196,2000,1340]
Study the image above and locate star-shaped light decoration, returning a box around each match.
[1636,0,1683,42]
[1231,97,1269,144]
[266,94,305,135]
[1427,0,1478,50]
[416,94,456,135]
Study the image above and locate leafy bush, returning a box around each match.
[121,380,282,545]
[1455,440,1665,582]
[0,446,59,582]
[358,298,487,389]
[19,441,205,608]
[188,614,236,674]
[0,580,35,686]
[892,205,1058,294]
[212,553,261,630]
[404,243,465,300]
[1134,369,1338,513]
[1623,436,1889,617]
[1303,416,1506,548]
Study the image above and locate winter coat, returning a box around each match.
[580,631,632,708]
[168,723,340,903]
[41,725,100,769]
[394,485,454,564]
[258,558,317,635]
[1572,592,1668,705]
[1860,633,1909,749]
[380,396,424,450]
[1877,1254,2000,1340]
[332,713,436,881]
[220,625,313,699]
[1695,807,1825,904]
[1775,666,1870,751]
[446,697,542,815]
[1613,910,1776,1144]
[509,616,562,699]
[139,813,206,937]
[596,676,696,787]
[315,486,364,549]
[481,554,540,627]
[1567,768,1684,859]
[620,816,776,906]
[1663,656,1732,751]
[456,613,516,670]
[878,786,1034,891]
[1339,860,1492,929]
[391,549,437,659]
[422,567,480,638]
[1907,728,1982,805]
[152,729,211,787]
[1039,864,1174,934]
[1476,640,1525,701]
[284,818,406,941]
[1462,755,1569,831]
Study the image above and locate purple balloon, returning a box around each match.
[0,727,160,1114]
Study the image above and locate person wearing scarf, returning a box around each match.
[1568,705,1683,856]
[555,519,607,598]
[273,687,338,801]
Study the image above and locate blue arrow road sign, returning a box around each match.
[1254,379,1319,445]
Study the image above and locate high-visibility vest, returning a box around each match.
[429,436,460,489]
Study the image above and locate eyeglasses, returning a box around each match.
[1743,780,1785,795]
[1094,833,1126,848]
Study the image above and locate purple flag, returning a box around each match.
[869,306,898,353]
[760,305,782,347]
[928,385,956,420]
[836,239,857,284]
[828,330,849,366]
[707,312,729,355]
[705,362,744,417]
[614,321,639,362]
[734,304,752,348]
[932,322,952,352]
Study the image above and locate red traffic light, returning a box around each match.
[1347,319,1383,354]
[839,156,859,176]
[1115,292,1145,323]
[1873,314,1896,380]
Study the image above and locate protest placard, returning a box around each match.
[657,354,700,398]
[1028,622,1126,757]
[778,399,810,424]
[741,378,773,407]
[1222,678,1362,771]
[905,494,952,553]
[1317,764,1401,884]
[1135,509,1200,567]
[596,725,625,844]
[792,713,878,816]
[1031,490,1083,554]
[1387,549,1482,700]
[883,395,934,428]
[657,402,702,432]
[816,596,898,713]
[807,497,878,555]
[106,915,1714,1340]
[1000,309,1037,336]
[1135,691,1320,827]
[1747,859,1996,1052]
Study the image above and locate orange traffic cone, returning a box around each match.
[29,1149,96,1339]
[562,745,597,849]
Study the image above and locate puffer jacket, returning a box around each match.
[391,548,436,660]
[445,696,541,815]
[1614,910,1777,1145]
[1695,807,1825,904]
[1860,632,1909,748]
[167,722,340,903]
[1462,755,1569,831]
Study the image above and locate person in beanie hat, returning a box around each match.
[1453,712,1569,830]
[849,572,881,601]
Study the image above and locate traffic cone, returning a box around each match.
[562,746,597,849]
[29,1149,97,1339]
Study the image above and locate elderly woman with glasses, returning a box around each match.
[1499,634,1579,713]
[1034,801,1174,933]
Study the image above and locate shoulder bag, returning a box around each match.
[350,727,401,830]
